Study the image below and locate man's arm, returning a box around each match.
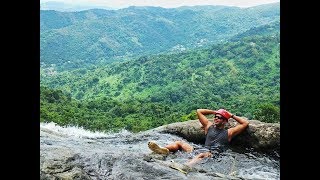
[196,109,214,134]
[227,114,249,142]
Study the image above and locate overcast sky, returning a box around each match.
[40,0,280,9]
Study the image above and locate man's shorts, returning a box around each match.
[187,144,220,159]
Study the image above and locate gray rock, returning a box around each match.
[40,120,280,179]
[148,119,280,153]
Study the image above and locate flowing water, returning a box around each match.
[40,122,280,180]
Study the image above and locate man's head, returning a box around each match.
[214,109,231,120]
[213,109,230,127]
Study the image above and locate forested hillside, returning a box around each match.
[41,31,280,132]
[40,3,279,71]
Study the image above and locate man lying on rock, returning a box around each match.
[148,108,249,167]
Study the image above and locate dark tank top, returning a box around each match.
[204,125,229,152]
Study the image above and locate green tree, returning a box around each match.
[253,103,280,123]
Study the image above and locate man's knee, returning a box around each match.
[174,141,184,146]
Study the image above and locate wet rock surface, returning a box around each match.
[40,121,280,179]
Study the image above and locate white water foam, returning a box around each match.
[40,122,132,138]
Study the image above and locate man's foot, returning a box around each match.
[148,141,170,155]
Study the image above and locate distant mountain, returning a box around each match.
[40,3,279,71]
[40,1,114,12]
[229,20,280,41]
[40,33,280,131]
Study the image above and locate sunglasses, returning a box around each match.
[214,115,227,121]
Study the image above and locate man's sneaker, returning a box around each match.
[148,141,170,155]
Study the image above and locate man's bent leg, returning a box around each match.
[185,152,212,166]
[165,141,194,153]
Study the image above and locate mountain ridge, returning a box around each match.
[40,3,279,71]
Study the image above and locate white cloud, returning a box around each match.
[40,0,280,9]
